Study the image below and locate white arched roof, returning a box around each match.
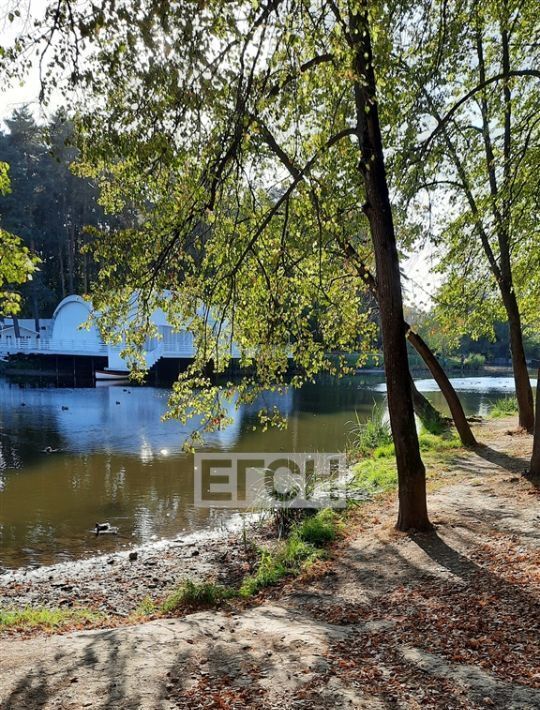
[51,295,102,346]
[52,295,92,319]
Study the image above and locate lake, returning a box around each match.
[0,373,526,569]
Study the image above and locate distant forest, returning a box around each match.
[0,107,119,320]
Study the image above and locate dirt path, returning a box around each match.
[1,419,539,709]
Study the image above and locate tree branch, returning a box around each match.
[422,69,540,153]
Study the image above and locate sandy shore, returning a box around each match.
[0,518,263,620]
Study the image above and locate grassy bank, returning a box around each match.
[0,606,105,633]
[156,508,343,615]
[489,395,519,418]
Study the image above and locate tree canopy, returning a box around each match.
[0,158,38,316]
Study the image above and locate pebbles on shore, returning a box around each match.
[0,527,265,620]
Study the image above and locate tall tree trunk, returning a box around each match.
[501,285,534,432]
[58,243,66,299]
[12,314,21,339]
[474,17,533,433]
[29,238,40,333]
[528,369,540,482]
[343,245,472,445]
[349,3,430,531]
[406,327,477,446]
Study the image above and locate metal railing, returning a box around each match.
[0,334,233,360]
[0,337,108,357]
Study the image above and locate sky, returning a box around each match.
[0,0,49,119]
[0,0,441,310]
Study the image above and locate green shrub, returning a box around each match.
[239,509,340,597]
[162,580,231,613]
[490,395,518,418]
[348,406,392,457]
[464,353,486,369]
[295,509,341,546]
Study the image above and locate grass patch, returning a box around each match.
[420,410,449,436]
[295,509,341,546]
[352,456,398,493]
[352,430,461,494]
[370,431,460,461]
[239,537,320,597]
[419,431,461,451]
[161,580,232,613]
[348,406,392,457]
[490,395,518,418]
[154,511,343,614]
[239,509,341,598]
[134,595,157,617]
[0,606,104,632]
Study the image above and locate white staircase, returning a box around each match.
[145,342,164,370]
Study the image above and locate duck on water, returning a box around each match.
[95,522,119,535]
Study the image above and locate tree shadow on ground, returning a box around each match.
[412,529,491,581]
[473,443,529,474]
[1,627,144,710]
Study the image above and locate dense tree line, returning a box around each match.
[0,107,109,319]
[405,307,540,370]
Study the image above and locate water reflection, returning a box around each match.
[0,373,524,568]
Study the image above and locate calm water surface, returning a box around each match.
[0,374,524,568]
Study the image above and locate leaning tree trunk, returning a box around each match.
[347,249,472,445]
[501,286,534,432]
[350,3,431,531]
[410,374,447,431]
[406,327,477,447]
[528,369,540,482]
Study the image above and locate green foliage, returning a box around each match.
[134,595,157,616]
[463,353,486,370]
[0,229,39,315]
[394,0,540,343]
[0,158,39,315]
[0,162,9,194]
[348,406,393,458]
[0,109,122,316]
[161,580,231,613]
[0,606,103,631]
[240,509,340,597]
[1,0,388,444]
[490,396,519,418]
[295,509,341,546]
